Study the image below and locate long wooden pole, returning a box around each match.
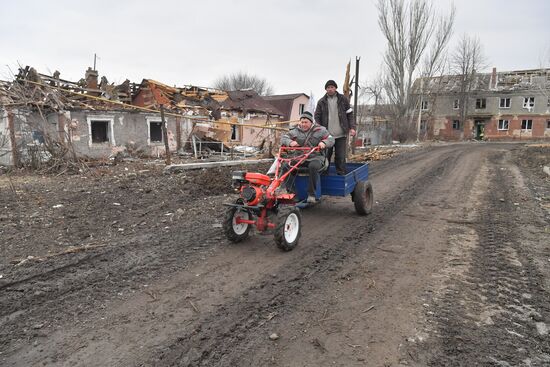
[7,111,20,167]
[160,105,171,165]
[352,56,360,154]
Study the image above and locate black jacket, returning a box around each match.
[314,92,355,133]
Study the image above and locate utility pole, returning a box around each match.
[352,56,360,154]
[160,105,171,165]
[93,53,97,70]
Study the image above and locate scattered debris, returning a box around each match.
[350,147,398,162]
[311,337,327,352]
[362,305,375,313]
[269,333,279,340]
[189,301,200,314]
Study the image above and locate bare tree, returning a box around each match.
[363,74,386,109]
[451,34,487,130]
[376,0,455,141]
[213,72,274,96]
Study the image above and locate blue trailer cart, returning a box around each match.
[223,147,373,251]
[293,162,373,215]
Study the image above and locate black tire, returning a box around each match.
[353,180,373,216]
[274,206,302,251]
[223,206,252,242]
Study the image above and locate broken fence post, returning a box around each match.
[160,105,171,165]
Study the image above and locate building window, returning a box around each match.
[298,104,305,115]
[523,97,535,109]
[453,99,459,109]
[475,98,486,109]
[421,100,429,110]
[499,98,510,108]
[149,121,163,143]
[546,120,550,129]
[452,120,460,130]
[90,120,109,143]
[498,119,509,130]
[231,124,239,140]
[521,119,532,130]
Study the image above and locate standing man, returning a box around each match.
[314,80,356,175]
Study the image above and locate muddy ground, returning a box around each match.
[0,143,549,366]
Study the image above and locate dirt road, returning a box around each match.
[1,143,549,366]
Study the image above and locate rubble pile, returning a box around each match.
[350,147,398,162]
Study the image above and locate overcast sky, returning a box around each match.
[1,0,549,100]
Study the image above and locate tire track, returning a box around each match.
[151,151,460,366]
[419,152,550,366]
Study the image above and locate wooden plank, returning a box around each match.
[164,158,273,173]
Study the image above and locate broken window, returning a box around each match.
[523,97,535,108]
[498,119,509,130]
[452,120,460,130]
[149,121,163,143]
[475,98,486,109]
[421,100,429,110]
[91,120,109,143]
[499,97,510,108]
[298,104,305,115]
[420,120,427,131]
[453,99,459,109]
[32,130,45,144]
[231,124,239,140]
[521,119,532,130]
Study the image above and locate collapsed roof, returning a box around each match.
[0,66,285,118]
[415,68,550,94]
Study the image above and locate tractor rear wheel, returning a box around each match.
[353,180,373,216]
[274,206,302,251]
[223,206,252,242]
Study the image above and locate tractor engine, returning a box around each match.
[231,171,272,206]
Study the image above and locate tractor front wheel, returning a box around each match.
[223,206,252,242]
[274,206,302,251]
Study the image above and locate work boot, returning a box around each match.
[307,195,316,204]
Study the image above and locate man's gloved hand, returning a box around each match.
[289,141,300,147]
[318,142,326,149]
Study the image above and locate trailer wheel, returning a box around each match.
[223,206,252,242]
[353,180,373,216]
[274,206,302,251]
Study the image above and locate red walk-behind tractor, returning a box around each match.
[222,146,373,251]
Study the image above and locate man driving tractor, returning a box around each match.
[280,111,335,203]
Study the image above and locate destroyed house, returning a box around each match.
[132,81,285,148]
[412,68,550,141]
[0,66,288,166]
[131,79,231,151]
[0,67,185,166]
[263,93,310,122]
[217,90,284,146]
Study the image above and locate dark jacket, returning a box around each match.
[314,92,355,133]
